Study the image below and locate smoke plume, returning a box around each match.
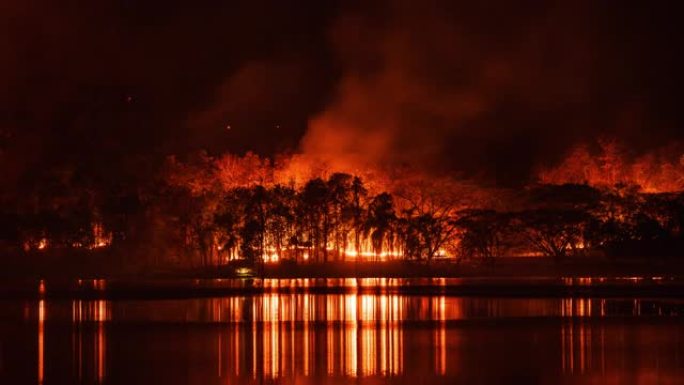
[299,0,683,186]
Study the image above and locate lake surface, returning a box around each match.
[1,278,683,384]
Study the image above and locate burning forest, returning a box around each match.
[2,141,683,276]
[1,0,683,277]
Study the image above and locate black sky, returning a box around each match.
[1,0,682,189]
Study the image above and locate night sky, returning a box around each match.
[1,0,682,189]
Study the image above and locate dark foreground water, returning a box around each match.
[1,278,683,384]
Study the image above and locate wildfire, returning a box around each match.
[252,239,414,264]
[20,138,674,264]
[23,223,112,252]
[90,223,112,249]
[539,140,684,193]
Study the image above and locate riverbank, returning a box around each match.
[2,275,684,300]
[256,258,684,279]
[3,253,684,300]
[2,251,684,280]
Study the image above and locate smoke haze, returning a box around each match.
[301,1,683,185]
[1,0,682,190]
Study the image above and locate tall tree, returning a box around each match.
[365,193,396,259]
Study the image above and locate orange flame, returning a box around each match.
[538,140,684,193]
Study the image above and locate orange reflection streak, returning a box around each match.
[562,318,596,375]
[70,300,109,384]
[569,320,574,372]
[251,318,257,379]
[337,296,344,374]
[263,323,274,378]
[217,330,222,377]
[379,295,387,374]
[261,294,282,379]
[38,299,44,385]
[360,321,376,376]
[75,301,83,380]
[278,322,294,375]
[289,312,295,379]
[561,320,566,372]
[391,295,403,375]
[97,310,105,383]
[345,295,358,376]
[440,296,446,375]
[580,321,585,373]
[303,294,311,376]
[327,314,335,374]
[433,296,446,375]
[600,324,606,374]
[233,322,240,377]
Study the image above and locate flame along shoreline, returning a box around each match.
[14,140,684,263]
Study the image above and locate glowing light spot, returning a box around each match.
[37,238,48,250]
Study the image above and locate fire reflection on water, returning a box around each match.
[561,319,605,375]
[70,299,109,383]
[28,280,684,382]
[37,300,43,385]
[228,293,407,378]
[434,296,446,376]
[34,293,110,384]
[168,294,682,380]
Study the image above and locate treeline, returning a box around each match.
[458,184,684,261]
[162,171,460,266]
[162,173,684,266]
[1,151,683,267]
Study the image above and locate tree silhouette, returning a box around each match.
[456,209,511,262]
[365,193,396,260]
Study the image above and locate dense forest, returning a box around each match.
[1,149,683,271]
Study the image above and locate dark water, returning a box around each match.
[1,279,683,384]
